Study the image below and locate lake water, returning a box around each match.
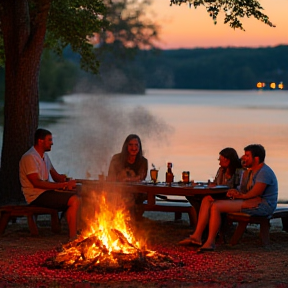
[4,89,288,200]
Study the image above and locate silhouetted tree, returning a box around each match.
[0,0,107,203]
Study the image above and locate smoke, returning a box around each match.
[147,66,175,88]
[50,94,173,180]
[74,66,146,94]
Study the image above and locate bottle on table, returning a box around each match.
[166,162,174,184]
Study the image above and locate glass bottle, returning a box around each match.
[166,162,174,184]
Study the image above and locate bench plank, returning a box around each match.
[140,200,197,227]
[227,206,288,246]
[0,205,61,236]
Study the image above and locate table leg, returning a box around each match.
[147,193,156,205]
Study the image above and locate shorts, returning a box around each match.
[29,190,75,211]
[241,201,274,217]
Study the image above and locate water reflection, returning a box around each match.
[1,89,287,201]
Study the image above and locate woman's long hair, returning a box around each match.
[219,147,242,175]
[120,134,143,167]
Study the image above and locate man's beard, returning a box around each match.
[244,159,254,169]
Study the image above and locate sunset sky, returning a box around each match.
[149,0,288,49]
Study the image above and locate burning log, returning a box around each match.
[110,228,139,249]
[45,248,176,272]
[45,232,177,272]
[44,190,180,272]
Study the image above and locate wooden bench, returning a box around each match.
[227,205,288,246]
[140,197,197,227]
[0,205,62,236]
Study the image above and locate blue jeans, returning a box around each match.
[241,201,275,217]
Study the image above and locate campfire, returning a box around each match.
[45,190,176,272]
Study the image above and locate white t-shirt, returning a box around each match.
[19,146,54,203]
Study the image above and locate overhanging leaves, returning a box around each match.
[169,0,275,30]
[45,0,109,74]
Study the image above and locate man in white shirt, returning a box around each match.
[19,128,80,239]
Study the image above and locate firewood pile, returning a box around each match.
[44,228,179,272]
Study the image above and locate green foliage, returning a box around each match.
[90,0,159,90]
[0,66,4,101]
[39,50,79,101]
[54,45,287,93]
[55,0,160,95]
[0,2,3,67]
[0,35,4,67]
[100,0,159,49]
[45,0,109,74]
[57,43,146,94]
[41,0,159,95]
[79,50,147,94]
[138,46,288,90]
[170,0,275,30]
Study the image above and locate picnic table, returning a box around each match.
[76,180,229,226]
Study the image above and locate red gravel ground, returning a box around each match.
[1,213,288,288]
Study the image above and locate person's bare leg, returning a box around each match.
[188,195,214,244]
[201,199,243,250]
[66,195,81,239]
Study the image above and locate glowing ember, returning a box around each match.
[45,191,176,272]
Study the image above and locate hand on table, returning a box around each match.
[208,181,217,187]
[63,179,76,191]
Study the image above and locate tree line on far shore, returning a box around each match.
[1,45,287,103]
[16,45,288,102]
[140,45,288,91]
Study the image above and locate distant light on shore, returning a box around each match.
[256,81,284,90]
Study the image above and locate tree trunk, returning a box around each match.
[0,0,51,204]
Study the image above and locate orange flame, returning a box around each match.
[87,193,141,253]
[55,191,154,268]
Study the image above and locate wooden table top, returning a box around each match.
[76,179,229,198]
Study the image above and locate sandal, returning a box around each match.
[197,245,215,253]
[189,237,202,246]
[178,238,193,245]
[178,237,202,246]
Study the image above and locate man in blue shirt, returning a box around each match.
[179,144,278,251]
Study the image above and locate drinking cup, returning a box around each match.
[150,169,158,183]
[182,171,190,184]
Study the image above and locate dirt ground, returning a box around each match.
[1,212,288,288]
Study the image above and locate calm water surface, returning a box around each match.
[2,89,288,200]
[111,89,288,201]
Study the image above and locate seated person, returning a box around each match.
[187,147,242,214]
[237,155,250,193]
[213,147,243,188]
[180,144,278,252]
[19,128,81,240]
[107,134,148,219]
[107,134,148,182]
